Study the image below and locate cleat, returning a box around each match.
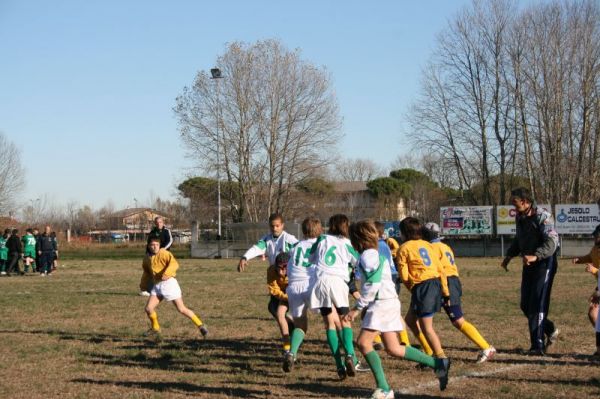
[434,357,451,391]
[344,355,356,377]
[139,290,151,297]
[526,348,545,356]
[355,361,371,372]
[476,346,496,363]
[373,342,384,351]
[0,271,6,275]
[283,351,295,372]
[199,325,209,338]
[337,366,347,380]
[369,388,394,399]
[546,329,559,348]
[144,329,162,342]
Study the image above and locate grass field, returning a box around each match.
[1,254,599,398]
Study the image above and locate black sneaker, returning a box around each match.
[199,325,209,338]
[434,357,451,391]
[344,355,356,377]
[337,366,347,380]
[526,348,545,356]
[283,351,295,372]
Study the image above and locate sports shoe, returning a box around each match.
[139,291,151,297]
[40,272,46,277]
[0,271,6,275]
[199,325,209,338]
[144,329,162,342]
[283,351,295,372]
[373,342,384,351]
[344,355,356,377]
[526,348,545,356]
[369,388,394,399]
[476,346,496,363]
[546,329,559,348]
[434,357,451,391]
[355,361,371,372]
[337,366,347,380]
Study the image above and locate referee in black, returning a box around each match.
[500,187,560,355]
[147,217,173,251]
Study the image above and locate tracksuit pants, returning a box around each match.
[520,253,557,351]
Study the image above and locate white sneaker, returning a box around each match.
[547,329,560,347]
[0,271,6,275]
[369,388,394,399]
[355,361,371,372]
[476,346,496,363]
[139,291,151,297]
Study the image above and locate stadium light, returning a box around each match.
[210,67,224,259]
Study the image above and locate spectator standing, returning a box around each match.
[36,226,57,276]
[6,229,22,276]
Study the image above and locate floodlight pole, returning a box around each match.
[211,67,224,259]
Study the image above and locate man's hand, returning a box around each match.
[500,257,511,272]
[238,257,248,272]
[523,255,537,266]
[344,309,360,323]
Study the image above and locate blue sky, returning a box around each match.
[0,0,473,210]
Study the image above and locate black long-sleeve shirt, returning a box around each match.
[6,235,21,253]
[147,227,173,250]
[506,207,559,260]
[36,233,57,252]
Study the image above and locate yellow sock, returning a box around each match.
[417,332,433,355]
[399,330,411,346]
[148,312,160,331]
[459,321,489,350]
[283,335,291,351]
[374,334,382,344]
[191,314,203,327]
[434,349,446,358]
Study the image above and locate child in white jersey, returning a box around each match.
[309,214,359,380]
[238,213,298,272]
[345,220,450,399]
[283,216,331,372]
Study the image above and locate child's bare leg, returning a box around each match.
[419,316,445,357]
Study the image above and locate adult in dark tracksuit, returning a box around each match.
[140,217,173,295]
[6,229,23,276]
[501,187,559,355]
[36,226,57,276]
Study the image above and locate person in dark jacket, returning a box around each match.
[36,226,57,276]
[500,187,560,355]
[6,229,23,276]
[147,217,173,251]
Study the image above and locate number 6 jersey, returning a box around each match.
[309,234,359,282]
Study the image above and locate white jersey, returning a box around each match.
[310,234,359,282]
[243,231,298,265]
[287,238,317,284]
[354,248,397,310]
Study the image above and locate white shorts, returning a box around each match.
[362,298,403,332]
[309,275,349,310]
[150,278,182,301]
[287,280,313,318]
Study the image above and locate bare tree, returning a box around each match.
[334,158,385,182]
[0,133,25,215]
[175,39,342,222]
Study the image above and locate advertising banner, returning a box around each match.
[440,206,493,235]
[555,204,600,234]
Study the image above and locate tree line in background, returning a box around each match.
[409,0,600,207]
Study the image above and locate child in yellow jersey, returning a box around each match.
[267,252,295,354]
[140,238,208,340]
[424,222,496,363]
[571,224,600,356]
[397,217,449,360]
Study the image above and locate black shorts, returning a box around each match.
[410,278,442,317]
[447,276,462,307]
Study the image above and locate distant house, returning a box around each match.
[332,181,408,221]
[0,216,22,230]
[104,208,170,231]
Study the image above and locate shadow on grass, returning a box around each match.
[284,381,444,398]
[72,378,272,398]
[0,328,145,344]
[469,374,600,389]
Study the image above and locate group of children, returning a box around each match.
[0,226,59,276]
[237,213,499,399]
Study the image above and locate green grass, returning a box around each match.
[1,256,599,398]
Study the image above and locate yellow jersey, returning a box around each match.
[267,265,289,302]
[398,239,449,297]
[386,237,400,265]
[431,240,459,278]
[140,249,179,290]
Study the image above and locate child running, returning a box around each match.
[140,237,208,340]
[283,216,328,372]
[267,252,295,355]
[345,220,450,399]
[424,222,496,363]
[309,214,359,380]
[397,217,450,362]
[571,224,600,356]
